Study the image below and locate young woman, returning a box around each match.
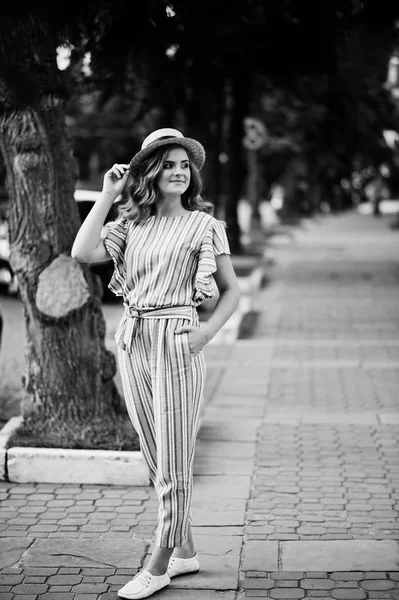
[71,128,240,599]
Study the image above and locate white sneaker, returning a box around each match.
[167,554,200,578]
[117,569,170,599]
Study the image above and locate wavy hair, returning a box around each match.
[114,144,214,224]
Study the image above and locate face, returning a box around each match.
[157,147,191,198]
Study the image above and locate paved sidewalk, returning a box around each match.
[1,211,399,599]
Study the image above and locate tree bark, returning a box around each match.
[222,75,248,254]
[0,16,122,423]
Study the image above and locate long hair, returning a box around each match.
[115,144,213,224]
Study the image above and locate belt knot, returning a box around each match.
[116,305,194,353]
[127,306,142,318]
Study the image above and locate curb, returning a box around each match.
[0,416,150,486]
[0,258,267,485]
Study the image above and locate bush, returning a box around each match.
[6,414,140,452]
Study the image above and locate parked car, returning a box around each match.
[0,190,120,302]
[0,212,17,295]
[357,198,399,215]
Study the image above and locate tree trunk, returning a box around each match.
[222,75,248,254]
[0,16,122,423]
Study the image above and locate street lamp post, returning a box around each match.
[239,117,267,245]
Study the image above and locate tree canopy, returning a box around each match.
[1,1,399,230]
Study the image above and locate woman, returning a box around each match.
[72,128,240,599]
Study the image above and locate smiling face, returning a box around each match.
[156,147,191,199]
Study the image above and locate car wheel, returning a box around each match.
[0,259,16,296]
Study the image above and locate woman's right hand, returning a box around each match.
[102,163,131,198]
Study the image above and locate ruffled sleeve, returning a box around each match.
[194,219,231,305]
[102,218,128,298]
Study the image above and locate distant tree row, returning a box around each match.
[66,0,399,231]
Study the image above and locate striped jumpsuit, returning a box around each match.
[103,210,230,548]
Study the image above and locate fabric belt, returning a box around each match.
[126,305,193,320]
[115,305,194,353]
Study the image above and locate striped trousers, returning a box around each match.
[117,309,206,548]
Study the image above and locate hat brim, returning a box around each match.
[129,137,206,171]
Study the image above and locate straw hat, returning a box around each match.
[129,128,206,171]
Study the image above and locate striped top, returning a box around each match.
[102,209,231,310]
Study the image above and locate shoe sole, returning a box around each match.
[117,586,169,599]
[169,568,200,579]
[117,581,170,599]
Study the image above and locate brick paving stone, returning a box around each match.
[331,589,367,599]
[57,569,81,574]
[47,575,82,585]
[360,579,395,590]
[95,499,123,506]
[296,527,327,535]
[0,574,24,584]
[301,579,334,590]
[29,525,59,533]
[269,590,305,599]
[9,487,36,494]
[81,568,115,576]
[330,572,363,580]
[22,568,58,577]
[42,592,75,599]
[0,529,29,537]
[368,594,399,599]
[242,578,274,589]
[269,535,300,541]
[72,583,109,593]
[12,583,49,594]
[335,580,359,588]
[49,532,81,538]
[80,524,110,532]
[271,573,302,580]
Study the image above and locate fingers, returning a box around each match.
[109,164,130,179]
[175,328,185,335]
[175,326,193,335]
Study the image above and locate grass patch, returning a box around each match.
[6,414,140,452]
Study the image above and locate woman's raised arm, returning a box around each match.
[71,163,130,264]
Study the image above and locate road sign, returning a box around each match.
[243,117,267,150]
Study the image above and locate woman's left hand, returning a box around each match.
[175,326,209,355]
